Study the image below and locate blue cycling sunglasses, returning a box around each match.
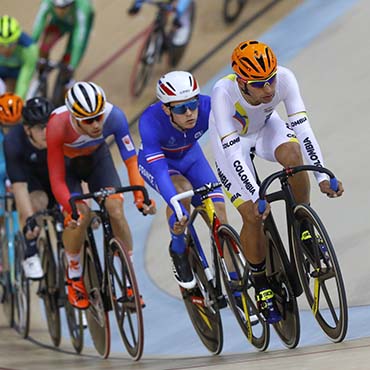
[168,98,199,114]
[246,71,277,88]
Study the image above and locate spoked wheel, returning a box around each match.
[292,204,348,343]
[1,236,14,328]
[83,245,110,358]
[13,233,30,338]
[265,230,300,349]
[130,26,159,98]
[223,0,248,24]
[52,70,67,107]
[181,245,223,355]
[61,250,84,354]
[107,238,144,361]
[38,237,61,347]
[218,224,270,351]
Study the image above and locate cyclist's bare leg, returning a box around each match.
[105,197,133,251]
[62,202,90,254]
[214,202,228,224]
[4,78,16,93]
[29,190,49,214]
[237,200,266,264]
[275,141,310,204]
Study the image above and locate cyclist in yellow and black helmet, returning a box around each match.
[0,15,38,99]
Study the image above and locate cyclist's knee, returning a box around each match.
[105,198,124,221]
[276,142,303,167]
[238,200,260,226]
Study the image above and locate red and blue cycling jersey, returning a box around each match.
[47,102,144,212]
[138,94,223,213]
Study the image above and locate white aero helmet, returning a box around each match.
[156,71,200,104]
[65,81,106,119]
[53,0,75,7]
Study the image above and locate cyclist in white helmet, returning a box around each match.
[46,81,156,309]
[137,70,227,289]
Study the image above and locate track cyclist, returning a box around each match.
[208,39,344,324]
[32,0,94,93]
[4,96,55,280]
[46,81,156,309]
[0,15,38,99]
[138,70,226,289]
[128,0,194,65]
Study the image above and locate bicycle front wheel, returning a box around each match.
[1,235,14,328]
[14,233,30,338]
[83,243,110,358]
[265,229,300,349]
[107,238,144,361]
[181,243,223,355]
[218,224,269,351]
[292,204,348,342]
[129,26,158,98]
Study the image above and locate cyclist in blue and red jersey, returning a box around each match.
[0,15,38,99]
[138,71,227,289]
[46,81,156,309]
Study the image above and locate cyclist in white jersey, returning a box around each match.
[209,39,344,324]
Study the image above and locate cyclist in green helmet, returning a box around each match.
[0,15,38,99]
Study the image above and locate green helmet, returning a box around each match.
[0,15,22,45]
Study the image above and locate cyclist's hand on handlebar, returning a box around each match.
[23,215,40,240]
[173,215,188,234]
[172,16,182,29]
[64,212,84,229]
[319,179,344,198]
[128,4,141,15]
[254,199,271,221]
[135,198,157,215]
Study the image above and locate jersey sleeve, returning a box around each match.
[32,0,51,42]
[211,83,260,202]
[46,115,72,212]
[281,68,327,183]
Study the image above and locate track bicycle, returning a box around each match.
[26,58,68,107]
[0,188,30,338]
[258,165,348,343]
[69,185,151,360]
[170,182,269,355]
[35,206,84,352]
[223,0,248,24]
[129,0,196,98]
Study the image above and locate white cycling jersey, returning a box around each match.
[209,66,327,207]
[0,78,5,95]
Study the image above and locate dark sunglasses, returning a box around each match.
[76,112,104,125]
[168,98,199,114]
[246,71,277,88]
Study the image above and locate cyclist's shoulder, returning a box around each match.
[17,32,36,48]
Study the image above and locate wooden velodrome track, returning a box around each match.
[2,0,370,369]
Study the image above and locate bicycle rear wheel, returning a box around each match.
[223,0,247,24]
[83,242,110,358]
[13,233,30,338]
[107,237,144,361]
[130,26,159,98]
[38,237,61,347]
[60,249,84,354]
[181,242,223,355]
[265,229,300,349]
[218,224,269,351]
[292,204,348,342]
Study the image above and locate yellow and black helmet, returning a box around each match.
[231,40,277,80]
[0,15,22,45]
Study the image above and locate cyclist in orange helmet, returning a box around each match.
[209,40,344,324]
[0,92,23,125]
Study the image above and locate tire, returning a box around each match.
[107,238,144,361]
[38,237,61,347]
[60,249,84,354]
[52,70,66,108]
[181,243,223,355]
[83,244,110,358]
[129,26,159,98]
[13,233,30,339]
[218,224,270,351]
[1,236,14,328]
[223,0,247,24]
[292,204,348,343]
[265,229,300,349]
[168,1,196,67]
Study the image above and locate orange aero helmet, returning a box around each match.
[231,40,277,80]
[0,93,23,124]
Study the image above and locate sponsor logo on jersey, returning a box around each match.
[222,136,240,149]
[138,164,156,187]
[233,160,256,195]
[303,137,322,166]
[291,116,307,127]
[216,164,231,191]
[231,192,241,203]
[122,135,134,151]
[194,130,203,139]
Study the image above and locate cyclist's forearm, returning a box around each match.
[12,182,34,227]
[16,44,38,99]
[176,0,192,17]
[69,11,90,68]
[32,1,50,41]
